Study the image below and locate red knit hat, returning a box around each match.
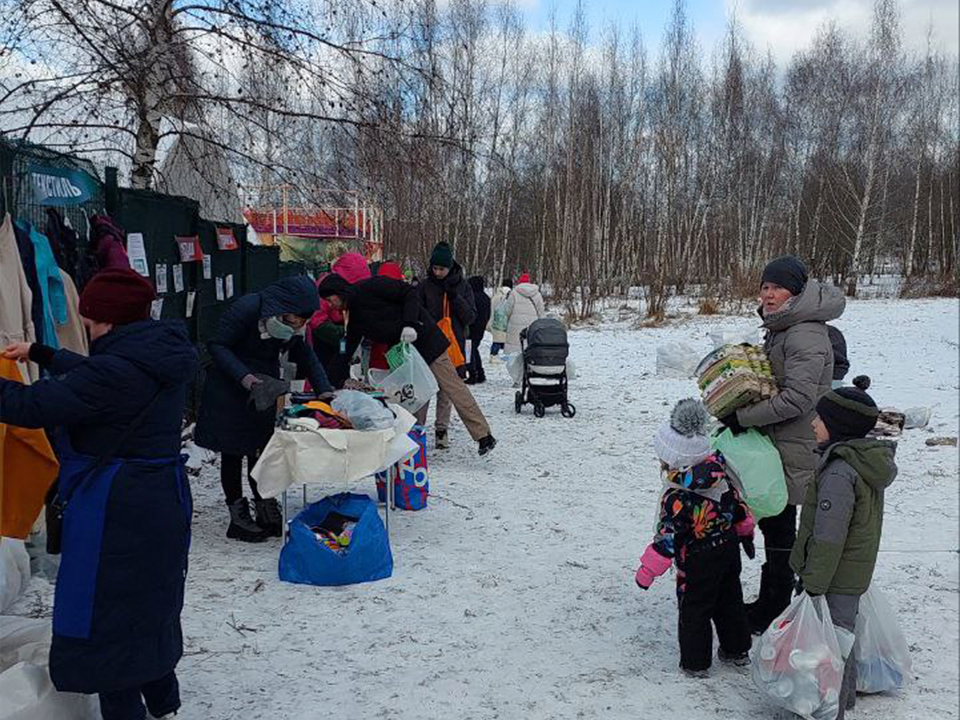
[79,268,156,325]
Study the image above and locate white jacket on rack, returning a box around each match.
[503,283,545,354]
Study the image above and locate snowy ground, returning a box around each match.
[12,298,959,719]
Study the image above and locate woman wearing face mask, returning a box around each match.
[194,275,332,542]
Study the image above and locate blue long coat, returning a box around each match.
[0,320,198,694]
[194,276,331,456]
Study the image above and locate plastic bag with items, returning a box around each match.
[331,390,395,430]
[504,352,524,385]
[378,345,438,414]
[751,592,844,720]
[712,428,788,520]
[655,342,699,378]
[855,585,912,694]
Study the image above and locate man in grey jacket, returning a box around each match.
[721,255,845,633]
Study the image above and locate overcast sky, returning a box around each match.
[517,0,959,65]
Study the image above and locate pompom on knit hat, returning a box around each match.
[761,255,808,296]
[79,268,156,325]
[429,241,454,269]
[816,376,879,443]
[653,398,713,470]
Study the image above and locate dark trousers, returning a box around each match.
[677,542,751,671]
[99,671,179,720]
[758,504,797,587]
[221,452,262,504]
[490,342,504,356]
[467,338,485,381]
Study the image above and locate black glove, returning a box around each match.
[248,374,290,412]
[719,412,746,435]
[741,536,756,560]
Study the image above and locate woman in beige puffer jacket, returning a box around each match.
[503,278,545,355]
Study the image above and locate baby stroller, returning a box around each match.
[515,318,576,418]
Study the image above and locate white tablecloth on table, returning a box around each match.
[251,406,417,498]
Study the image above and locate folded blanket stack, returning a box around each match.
[695,343,778,418]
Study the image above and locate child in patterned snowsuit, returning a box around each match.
[635,399,756,676]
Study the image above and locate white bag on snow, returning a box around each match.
[0,539,31,613]
[855,585,912,693]
[0,616,99,720]
[655,343,699,378]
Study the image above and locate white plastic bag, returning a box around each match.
[902,406,933,430]
[655,342,699,378]
[709,328,760,349]
[504,353,524,385]
[855,586,912,693]
[752,593,844,720]
[0,617,99,720]
[0,539,31,613]
[378,346,438,414]
[331,390,395,430]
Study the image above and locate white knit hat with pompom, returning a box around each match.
[653,398,712,470]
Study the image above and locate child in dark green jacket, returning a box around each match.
[790,378,898,720]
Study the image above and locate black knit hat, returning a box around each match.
[761,255,808,296]
[430,241,454,268]
[816,377,879,442]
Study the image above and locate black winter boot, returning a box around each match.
[226,498,270,543]
[478,435,497,456]
[254,497,283,537]
[746,565,774,634]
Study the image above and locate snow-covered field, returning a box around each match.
[12,298,960,719]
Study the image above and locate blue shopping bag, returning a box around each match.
[376,425,429,510]
[279,493,393,586]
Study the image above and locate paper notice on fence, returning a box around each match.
[127,233,148,276]
[225,274,234,298]
[155,263,168,294]
[217,227,238,251]
[186,291,196,318]
[202,254,212,280]
[215,277,224,301]
[150,299,163,320]
[172,264,184,293]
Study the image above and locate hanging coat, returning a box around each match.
[55,269,88,356]
[89,215,130,271]
[0,358,60,539]
[194,276,331,456]
[0,214,38,382]
[0,320,198,695]
[15,220,67,349]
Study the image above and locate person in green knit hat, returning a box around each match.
[790,376,898,720]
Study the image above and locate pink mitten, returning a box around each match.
[735,510,756,539]
[635,545,672,590]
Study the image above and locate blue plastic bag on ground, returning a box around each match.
[279,493,393,586]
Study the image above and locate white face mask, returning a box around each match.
[265,316,296,341]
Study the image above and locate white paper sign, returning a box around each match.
[215,277,224,301]
[150,298,163,320]
[127,233,148,277]
[186,291,196,318]
[172,264,184,293]
[202,254,212,280]
[155,263,168,294]
[225,274,234,299]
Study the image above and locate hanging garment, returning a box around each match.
[15,220,67,349]
[11,217,45,351]
[0,214,39,382]
[0,358,60,539]
[89,214,130,270]
[55,270,88,356]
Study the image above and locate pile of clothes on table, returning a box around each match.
[696,343,779,418]
[279,390,395,432]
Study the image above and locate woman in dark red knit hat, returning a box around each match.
[1,267,198,720]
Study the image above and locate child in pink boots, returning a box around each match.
[635,399,756,677]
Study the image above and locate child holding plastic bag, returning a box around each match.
[635,399,756,677]
[789,379,898,718]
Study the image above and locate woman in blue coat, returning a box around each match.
[1,268,198,720]
[194,276,333,542]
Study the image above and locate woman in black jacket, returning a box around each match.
[466,275,491,384]
[319,273,496,456]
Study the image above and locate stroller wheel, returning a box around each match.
[533,402,546,418]
[514,391,523,414]
[561,403,577,418]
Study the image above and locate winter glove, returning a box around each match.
[735,510,756,559]
[400,326,418,344]
[741,537,756,560]
[248,374,290,412]
[719,412,746,436]
[634,545,672,590]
